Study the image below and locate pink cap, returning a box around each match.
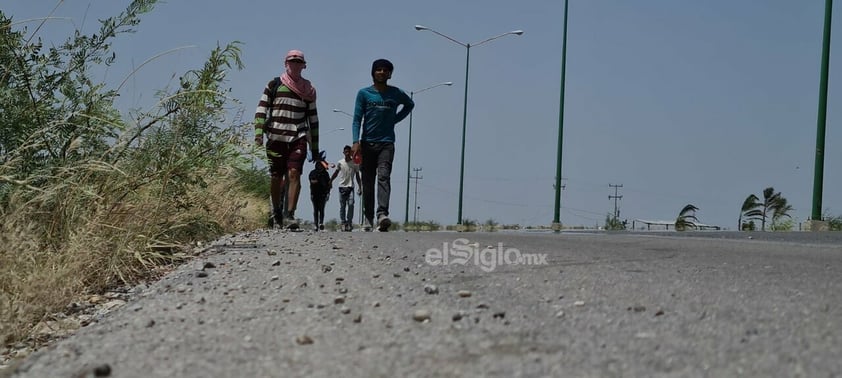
[285,50,306,63]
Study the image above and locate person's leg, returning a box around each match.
[317,197,326,228]
[375,143,395,230]
[338,188,349,225]
[271,177,284,212]
[311,197,319,230]
[361,143,378,229]
[267,149,287,226]
[287,168,301,217]
[346,188,354,231]
[285,138,308,226]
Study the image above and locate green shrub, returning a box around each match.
[0,2,260,345]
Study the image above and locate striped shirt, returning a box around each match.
[254,79,319,154]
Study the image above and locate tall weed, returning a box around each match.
[0,2,266,344]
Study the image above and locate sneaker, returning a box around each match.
[363,219,373,232]
[285,211,299,230]
[319,224,325,231]
[345,223,353,232]
[269,209,283,229]
[377,215,391,232]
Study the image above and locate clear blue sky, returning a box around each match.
[6,0,840,229]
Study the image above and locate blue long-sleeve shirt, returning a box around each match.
[352,85,414,143]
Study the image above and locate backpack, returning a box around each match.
[263,77,281,129]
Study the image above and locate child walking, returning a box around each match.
[309,151,331,231]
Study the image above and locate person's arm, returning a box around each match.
[393,88,415,124]
[330,166,340,182]
[351,90,365,156]
[306,100,320,159]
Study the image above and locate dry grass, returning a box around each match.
[0,167,266,345]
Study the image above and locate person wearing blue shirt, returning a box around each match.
[351,59,415,232]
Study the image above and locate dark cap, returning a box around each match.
[371,59,394,76]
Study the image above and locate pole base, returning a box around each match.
[551,222,563,232]
[804,220,830,232]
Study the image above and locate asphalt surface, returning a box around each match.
[10,230,842,377]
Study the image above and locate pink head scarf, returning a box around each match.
[281,49,316,102]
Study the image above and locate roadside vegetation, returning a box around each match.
[603,214,626,230]
[0,1,268,345]
[404,220,442,232]
[674,204,699,231]
[739,187,793,231]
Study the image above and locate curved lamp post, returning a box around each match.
[324,126,345,134]
[404,82,453,228]
[415,25,523,225]
[332,109,353,118]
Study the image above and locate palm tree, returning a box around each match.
[740,187,791,231]
[675,204,699,231]
[739,194,761,230]
[770,196,794,229]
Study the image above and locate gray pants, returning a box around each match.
[338,187,355,225]
[360,142,394,224]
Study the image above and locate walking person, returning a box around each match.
[309,152,331,231]
[254,49,322,230]
[351,59,414,231]
[330,145,362,231]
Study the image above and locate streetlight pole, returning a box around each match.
[811,0,834,229]
[553,0,570,232]
[404,82,452,228]
[412,167,423,226]
[415,25,524,225]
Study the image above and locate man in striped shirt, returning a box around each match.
[254,50,321,229]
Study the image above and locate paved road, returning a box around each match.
[11,231,842,377]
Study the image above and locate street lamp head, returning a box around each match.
[512,30,525,36]
[444,82,454,86]
[414,25,429,31]
[332,109,353,118]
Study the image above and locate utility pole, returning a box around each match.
[609,184,623,220]
[552,0,570,232]
[411,168,423,227]
[810,0,834,231]
[553,178,566,227]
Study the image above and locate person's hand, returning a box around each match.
[351,142,361,164]
[356,187,362,195]
[254,134,263,147]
